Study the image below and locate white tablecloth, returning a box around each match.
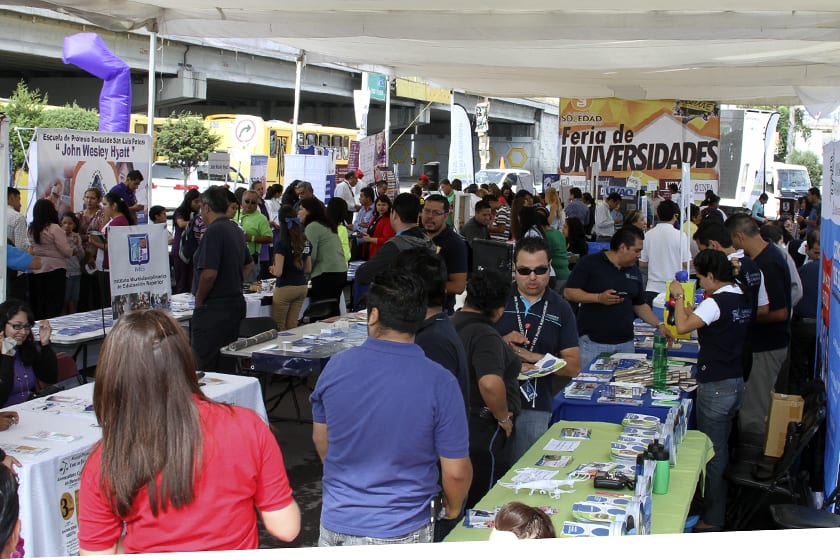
[0,373,266,558]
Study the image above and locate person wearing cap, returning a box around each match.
[418,175,430,190]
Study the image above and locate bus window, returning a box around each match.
[342,136,350,160]
[134,124,148,134]
[319,134,330,148]
[297,132,305,147]
[305,133,317,147]
[269,130,278,158]
[331,136,343,159]
[279,137,287,178]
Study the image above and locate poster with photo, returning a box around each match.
[107,224,171,319]
[31,129,152,216]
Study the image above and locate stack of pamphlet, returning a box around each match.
[563,381,602,400]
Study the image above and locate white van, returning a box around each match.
[474,169,536,193]
[151,161,247,209]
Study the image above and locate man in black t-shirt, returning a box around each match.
[565,228,672,369]
[192,186,253,371]
[727,214,792,446]
[423,194,468,314]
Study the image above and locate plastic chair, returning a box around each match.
[725,399,826,530]
[299,299,340,325]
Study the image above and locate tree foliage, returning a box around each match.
[3,81,100,171]
[155,112,220,182]
[789,150,822,187]
[750,105,812,162]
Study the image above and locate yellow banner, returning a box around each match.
[559,98,720,199]
[396,78,451,104]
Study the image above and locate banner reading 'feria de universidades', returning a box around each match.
[558,98,720,201]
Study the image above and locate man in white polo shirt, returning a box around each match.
[640,200,690,306]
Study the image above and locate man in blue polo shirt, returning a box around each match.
[109,169,144,213]
[311,269,471,545]
[564,227,672,369]
[423,194,468,314]
[496,237,581,461]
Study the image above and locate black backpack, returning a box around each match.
[178,214,200,264]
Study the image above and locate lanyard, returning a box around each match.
[513,294,548,352]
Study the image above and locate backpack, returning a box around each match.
[178,214,200,264]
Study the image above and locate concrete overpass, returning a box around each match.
[0,7,560,179]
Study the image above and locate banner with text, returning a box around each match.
[31,128,152,216]
[107,224,171,319]
[558,99,720,201]
[820,140,840,496]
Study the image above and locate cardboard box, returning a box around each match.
[764,393,805,458]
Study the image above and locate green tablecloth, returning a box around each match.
[445,420,713,541]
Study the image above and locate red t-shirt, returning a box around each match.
[78,398,294,553]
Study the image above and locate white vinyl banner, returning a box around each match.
[107,224,171,319]
[285,154,331,201]
[31,128,152,216]
[448,103,474,184]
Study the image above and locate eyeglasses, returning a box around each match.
[6,322,32,332]
[422,208,446,216]
[515,266,550,276]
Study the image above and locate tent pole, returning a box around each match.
[384,75,391,166]
[147,31,156,160]
[292,51,304,153]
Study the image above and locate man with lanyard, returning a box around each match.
[235,191,273,283]
[496,237,581,461]
[564,227,672,369]
[422,194,468,314]
[351,186,375,259]
[334,171,359,214]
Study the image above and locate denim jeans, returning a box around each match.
[319,522,433,546]
[579,335,635,372]
[508,409,552,464]
[696,377,744,527]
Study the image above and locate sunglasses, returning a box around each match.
[242,200,258,205]
[515,266,550,276]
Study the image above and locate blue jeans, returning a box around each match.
[578,335,635,372]
[319,523,433,546]
[696,377,744,527]
[508,409,552,464]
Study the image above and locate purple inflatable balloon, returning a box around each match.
[62,32,132,133]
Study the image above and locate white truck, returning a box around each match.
[718,108,812,218]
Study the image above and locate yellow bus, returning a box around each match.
[129,114,168,160]
[204,114,357,185]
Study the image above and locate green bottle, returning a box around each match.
[652,334,667,390]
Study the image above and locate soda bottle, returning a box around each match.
[652,334,668,390]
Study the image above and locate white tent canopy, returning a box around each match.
[4,2,840,112]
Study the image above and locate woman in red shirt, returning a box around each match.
[361,195,395,260]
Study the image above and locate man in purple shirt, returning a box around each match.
[564,187,589,226]
[110,170,144,212]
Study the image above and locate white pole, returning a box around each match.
[147,31,156,168]
[0,115,8,299]
[681,162,691,272]
[384,75,391,166]
[292,51,304,153]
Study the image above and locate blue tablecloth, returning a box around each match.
[587,240,610,253]
[551,389,678,425]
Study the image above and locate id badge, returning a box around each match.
[520,380,537,405]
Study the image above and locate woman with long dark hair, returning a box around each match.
[29,199,73,319]
[325,197,352,263]
[172,190,202,294]
[564,217,589,257]
[78,309,300,554]
[0,299,57,407]
[269,205,311,330]
[669,249,752,532]
[87,193,136,306]
[298,198,347,303]
[0,464,21,558]
[361,195,395,260]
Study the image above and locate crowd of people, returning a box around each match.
[1,169,823,549]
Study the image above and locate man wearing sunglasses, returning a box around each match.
[496,237,581,461]
[564,227,671,369]
[235,192,273,283]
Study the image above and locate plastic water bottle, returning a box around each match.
[652,334,668,390]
